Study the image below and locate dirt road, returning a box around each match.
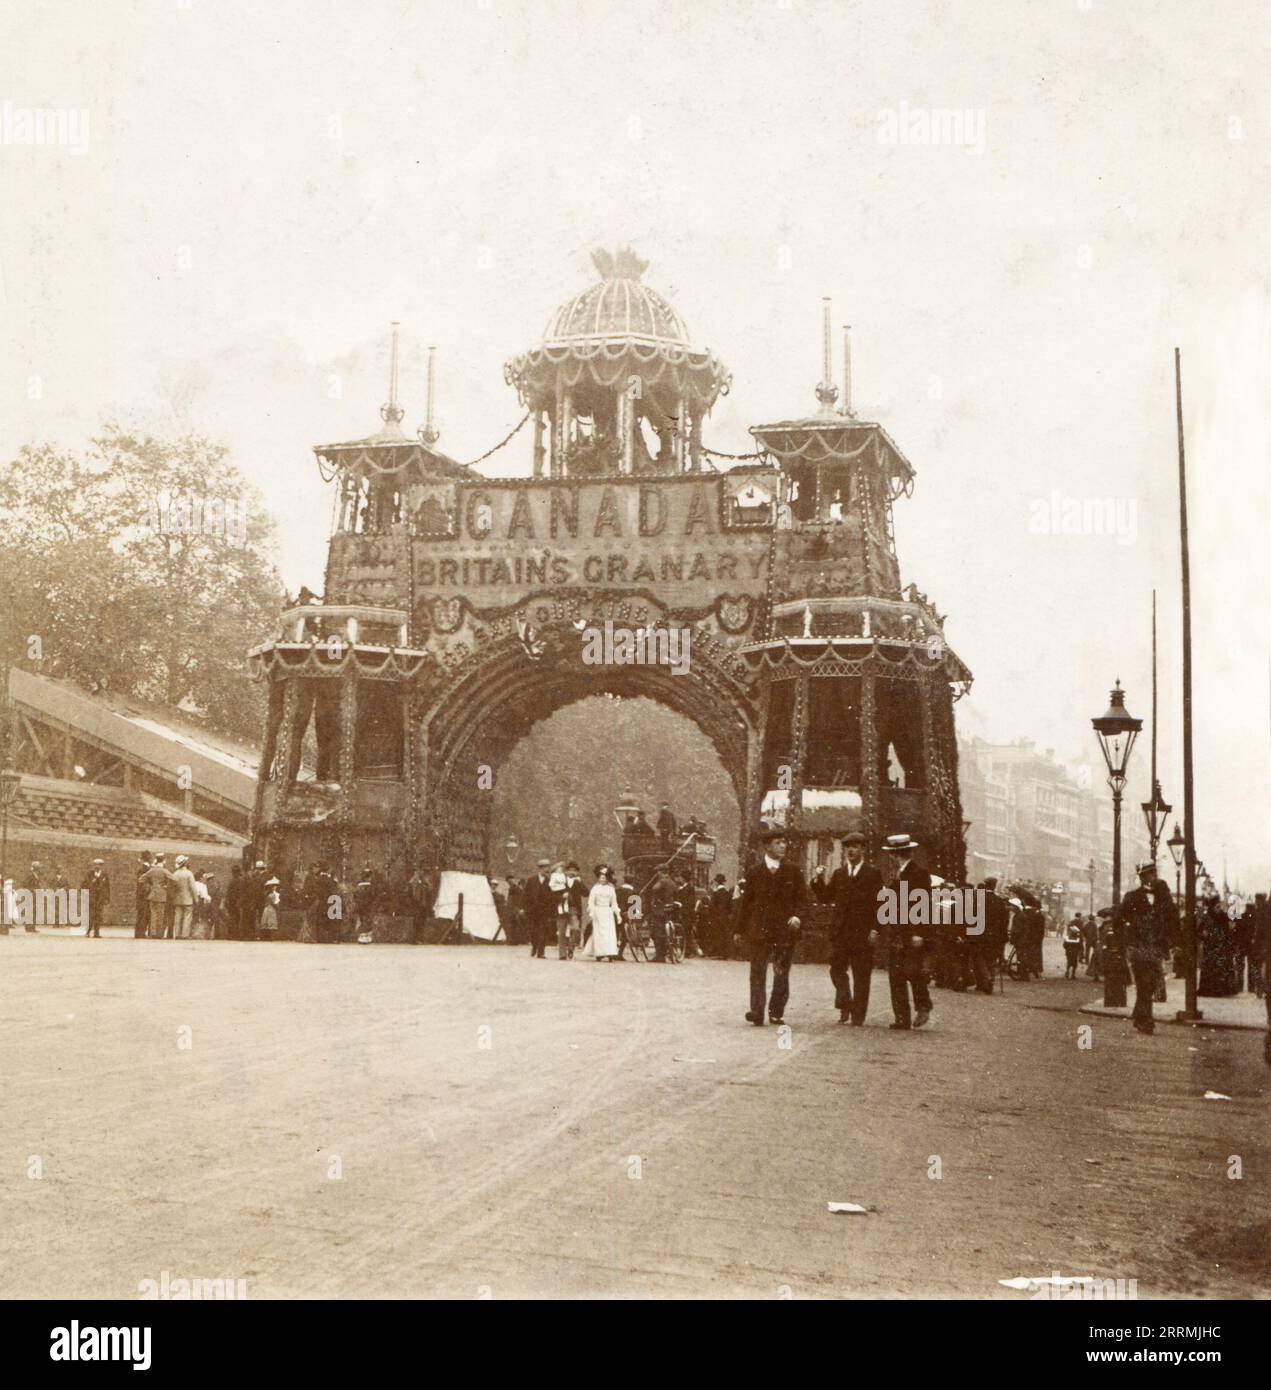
[2,934,1267,1298]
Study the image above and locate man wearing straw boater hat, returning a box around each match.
[736,825,808,1026]
[880,832,934,1029]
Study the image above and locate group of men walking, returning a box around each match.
[740,827,961,1029]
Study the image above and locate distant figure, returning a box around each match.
[23,862,42,933]
[223,864,245,940]
[170,855,198,939]
[587,865,621,962]
[1062,916,1084,978]
[656,802,678,849]
[135,853,152,938]
[260,878,282,940]
[140,855,172,939]
[81,859,110,937]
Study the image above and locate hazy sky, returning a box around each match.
[2,0,1268,878]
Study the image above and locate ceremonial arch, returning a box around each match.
[249,250,972,891]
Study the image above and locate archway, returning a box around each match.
[419,621,759,876]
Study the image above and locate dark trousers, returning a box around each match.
[750,938,795,1019]
[651,916,669,963]
[134,900,146,938]
[87,917,102,938]
[888,946,932,1025]
[830,940,873,1022]
[528,918,549,957]
[968,939,995,993]
[1130,957,1157,1030]
[1063,942,1082,977]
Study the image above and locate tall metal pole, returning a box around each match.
[1176,347,1201,1021]
[1112,788,1123,907]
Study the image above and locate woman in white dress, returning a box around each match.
[587,865,621,962]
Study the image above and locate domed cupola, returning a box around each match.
[504,247,731,477]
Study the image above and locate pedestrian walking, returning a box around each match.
[170,855,197,939]
[523,858,554,958]
[560,862,586,959]
[586,865,621,961]
[880,833,934,1029]
[81,859,110,937]
[1062,915,1084,978]
[827,831,882,1025]
[973,878,1009,993]
[1116,862,1173,1034]
[736,827,808,1026]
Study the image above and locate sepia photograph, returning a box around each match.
[1,0,1268,1356]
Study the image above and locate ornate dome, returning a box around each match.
[505,247,730,411]
[543,248,691,348]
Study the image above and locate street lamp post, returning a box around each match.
[1092,680,1142,1008]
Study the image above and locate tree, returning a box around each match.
[0,424,286,742]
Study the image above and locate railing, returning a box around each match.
[279,605,409,647]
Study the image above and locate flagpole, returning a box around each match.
[1176,347,1201,1021]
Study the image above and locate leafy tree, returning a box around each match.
[0,424,286,742]
[491,695,740,882]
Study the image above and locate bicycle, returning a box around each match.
[662,901,685,964]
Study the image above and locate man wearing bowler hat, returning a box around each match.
[879,832,934,1029]
[736,826,808,1026]
[827,831,883,1024]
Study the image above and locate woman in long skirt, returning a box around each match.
[587,865,621,962]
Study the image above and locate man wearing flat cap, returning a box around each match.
[827,832,883,1024]
[736,826,808,1026]
[81,858,110,937]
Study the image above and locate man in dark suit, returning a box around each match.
[827,831,883,1025]
[736,827,808,1026]
[81,859,111,937]
[880,832,934,1029]
[522,857,554,959]
[976,877,1010,993]
[1116,861,1173,1034]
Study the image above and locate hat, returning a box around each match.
[175,855,188,867]
[265,876,280,887]
[254,860,265,869]
[840,831,867,847]
[758,824,788,843]
[565,861,580,872]
[91,858,104,866]
[1136,861,1156,876]
[983,876,998,889]
[882,833,919,853]
[536,858,551,868]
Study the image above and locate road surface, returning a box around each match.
[2,933,1267,1298]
